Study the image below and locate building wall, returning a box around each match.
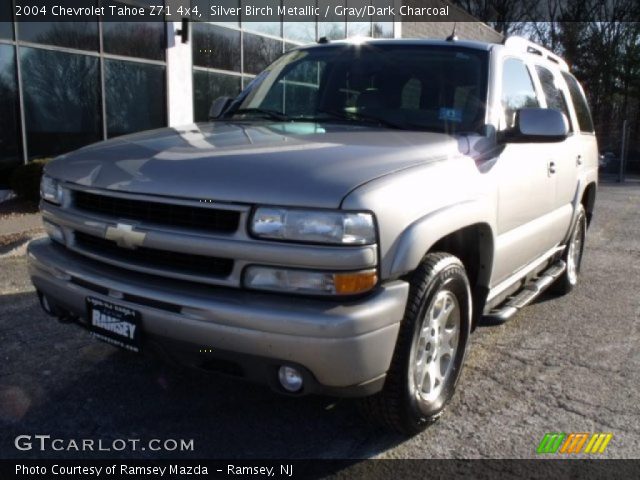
[400,0,503,43]
[402,21,502,43]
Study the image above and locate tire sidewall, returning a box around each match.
[569,209,587,285]
[405,260,472,422]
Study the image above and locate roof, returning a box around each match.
[299,37,495,51]
[294,36,568,70]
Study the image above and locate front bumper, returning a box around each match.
[27,238,409,397]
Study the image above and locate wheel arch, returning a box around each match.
[386,204,495,327]
[581,182,597,227]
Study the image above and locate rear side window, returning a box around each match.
[561,72,594,133]
[536,65,573,132]
[501,58,539,129]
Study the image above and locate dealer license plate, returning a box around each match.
[86,297,142,352]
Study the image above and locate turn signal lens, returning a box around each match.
[244,266,377,296]
[333,271,378,295]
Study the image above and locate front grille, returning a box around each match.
[74,232,234,278]
[74,191,240,234]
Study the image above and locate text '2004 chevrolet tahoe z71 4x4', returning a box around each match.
[29,36,597,434]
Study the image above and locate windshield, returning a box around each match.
[225,44,489,133]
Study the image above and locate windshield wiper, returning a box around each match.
[315,109,405,130]
[228,108,289,121]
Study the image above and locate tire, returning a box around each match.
[359,253,472,435]
[553,205,587,295]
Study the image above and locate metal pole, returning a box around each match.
[619,119,627,183]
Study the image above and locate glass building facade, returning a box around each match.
[0,15,167,180]
[0,0,397,179]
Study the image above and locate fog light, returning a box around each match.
[278,366,303,392]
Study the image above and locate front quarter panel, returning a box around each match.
[341,155,496,281]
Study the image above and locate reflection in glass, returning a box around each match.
[318,0,345,40]
[285,42,301,52]
[103,22,166,61]
[18,22,99,51]
[0,45,21,173]
[192,23,241,71]
[373,22,394,38]
[192,0,240,27]
[193,70,241,122]
[106,60,166,138]
[283,22,316,43]
[283,0,315,43]
[243,32,283,74]
[346,0,371,37]
[347,21,372,37]
[373,0,394,38]
[0,1,13,39]
[242,0,281,36]
[242,75,256,89]
[20,48,101,158]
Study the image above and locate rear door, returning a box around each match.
[533,64,578,246]
[561,72,599,192]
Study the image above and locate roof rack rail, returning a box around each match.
[503,36,569,71]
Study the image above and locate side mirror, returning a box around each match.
[208,96,233,120]
[501,108,568,143]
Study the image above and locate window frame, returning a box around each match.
[498,55,542,131]
[533,63,575,134]
[560,71,595,136]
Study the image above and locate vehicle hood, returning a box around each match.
[46,122,469,208]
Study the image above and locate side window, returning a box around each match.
[501,58,539,129]
[561,72,595,133]
[535,65,573,132]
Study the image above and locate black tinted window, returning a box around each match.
[103,22,166,61]
[0,45,21,172]
[18,22,99,51]
[193,70,241,122]
[192,23,240,71]
[20,48,101,157]
[501,58,539,129]
[105,60,166,138]
[243,32,283,75]
[562,72,594,133]
[0,1,13,39]
[536,65,572,132]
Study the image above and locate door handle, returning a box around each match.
[576,155,583,166]
[548,161,556,175]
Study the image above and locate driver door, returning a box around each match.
[491,58,559,285]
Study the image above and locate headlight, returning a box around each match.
[244,266,377,295]
[251,207,375,245]
[40,175,63,205]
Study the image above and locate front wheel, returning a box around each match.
[359,253,472,435]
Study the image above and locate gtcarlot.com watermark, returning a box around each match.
[14,435,194,452]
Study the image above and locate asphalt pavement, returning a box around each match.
[0,182,638,460]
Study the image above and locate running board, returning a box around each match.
[482,260,566,324]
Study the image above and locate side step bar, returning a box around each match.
[482,260,566,325]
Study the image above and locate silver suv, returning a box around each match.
[29,36,597,434]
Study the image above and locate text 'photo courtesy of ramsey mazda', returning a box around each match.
[30,34,597,436]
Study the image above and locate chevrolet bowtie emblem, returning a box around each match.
[105,223,146,250]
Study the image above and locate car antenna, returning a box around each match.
[446,23,458,42]
[318,36,330,44]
